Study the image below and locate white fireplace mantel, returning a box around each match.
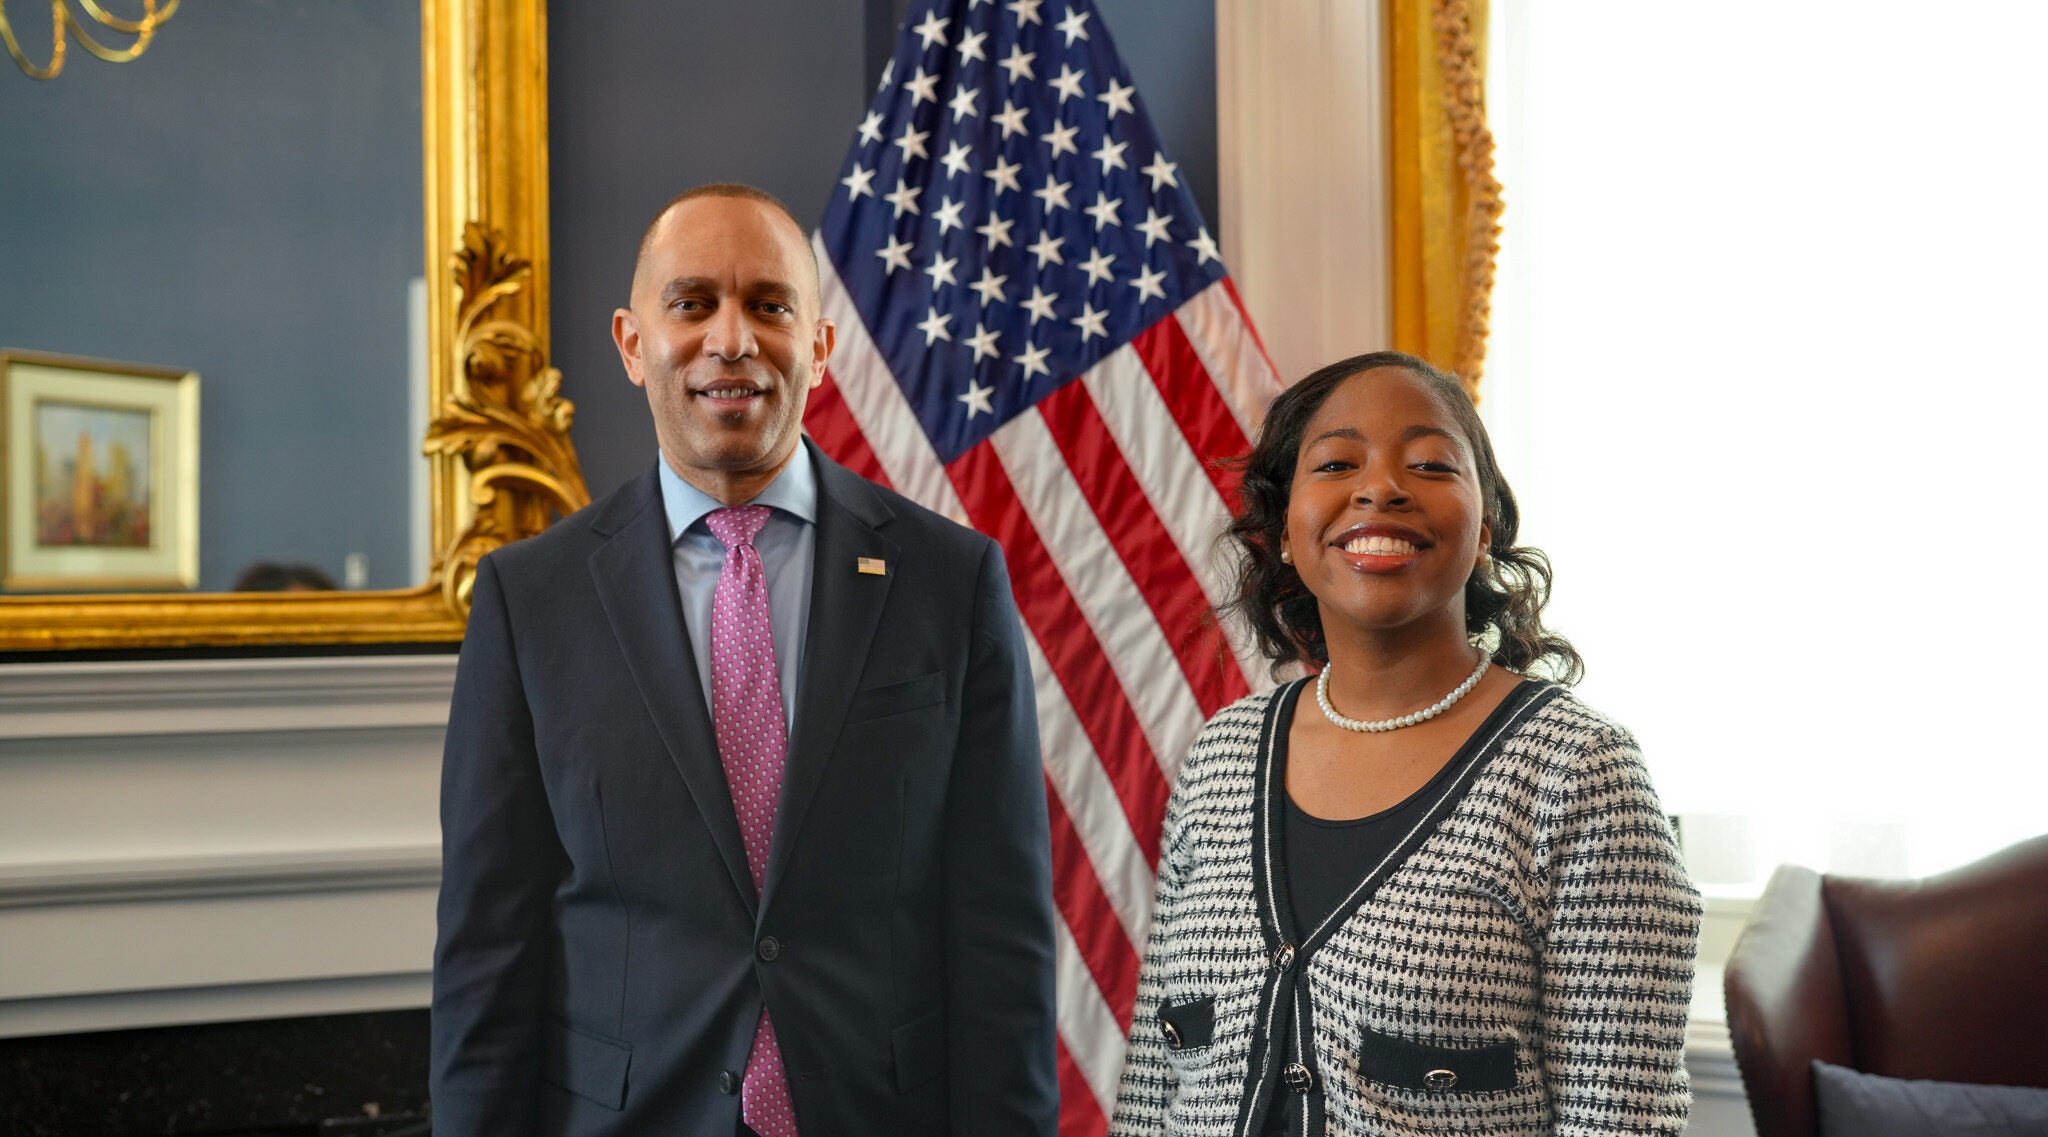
[0,655,453,1040]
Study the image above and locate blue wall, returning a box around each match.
[548,0,1218,501]
[0,1,422,592]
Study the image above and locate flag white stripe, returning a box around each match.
[1026,632,1154,952]
[1175,279,1287,434]
[1079,347,1268,696]
[1055,912,1128,1119]
[814,239,969,525]
[990,409,1207,773]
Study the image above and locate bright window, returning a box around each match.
[1483,4,2048,890]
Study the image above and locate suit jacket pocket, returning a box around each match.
[891,1005,948,1093]
[1158,994,1216,1052]
[847,671,947,724]
[542,1019,632,1110]
[1356,1024,1515,1093]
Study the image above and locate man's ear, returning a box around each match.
[612,308,646,388]
[809,318,836,389]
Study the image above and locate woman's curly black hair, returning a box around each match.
[1223,351,1583,683]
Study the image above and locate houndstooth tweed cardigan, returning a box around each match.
[1107,679,1702,1137]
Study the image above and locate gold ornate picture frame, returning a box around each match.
[0,0,585,651]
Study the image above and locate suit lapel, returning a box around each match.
[760,446,898,913]
[587,469,758,919]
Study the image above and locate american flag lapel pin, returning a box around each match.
[857,557,888,576]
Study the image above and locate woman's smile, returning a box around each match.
[1330,522,1431,574]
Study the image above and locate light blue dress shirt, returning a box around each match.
[657,449,816,733]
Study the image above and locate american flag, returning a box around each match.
[803,0,1284,1131]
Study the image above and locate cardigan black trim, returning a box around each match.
[1234,677,1558,1137]
[1234,682,1298,1137]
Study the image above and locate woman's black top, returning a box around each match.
[1281,745,1467,937]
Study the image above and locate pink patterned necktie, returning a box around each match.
[705,505,799,1137]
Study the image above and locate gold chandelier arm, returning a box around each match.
[61,0,167,64]
[1,0,70,80]
[73,0,177,35]
[3,0,180,77]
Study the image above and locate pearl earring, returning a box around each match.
[1280,548,1292,564]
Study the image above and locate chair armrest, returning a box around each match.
[1724,863,1855,1137]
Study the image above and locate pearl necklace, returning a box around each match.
[1316,651,1491,733]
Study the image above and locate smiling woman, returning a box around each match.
[1108,351,1698,1137]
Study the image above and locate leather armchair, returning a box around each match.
[1722,833,2048,1137]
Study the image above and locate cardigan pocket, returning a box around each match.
[1157,994,1216,1054]
[1354,1024,1516,1093]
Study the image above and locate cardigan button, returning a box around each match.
[1283,1062,1315,1094]
[1272,943,1296,971]
[1424,1068,1459,1091]
[1160,1019,1184,1049]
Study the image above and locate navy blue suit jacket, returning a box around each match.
[431,441,1058,1136]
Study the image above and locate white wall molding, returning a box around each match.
[0,844,441,909]
[0,655,452,1040]
[1,973,433,1041]
[1216,0,1389,388]
[0,655,457,739]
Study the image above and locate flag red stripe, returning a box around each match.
[1044,776,1140,1029]
[1057,1037,1111,1137]
[946,441,1170,866]
[1131,319,1252,514]
[1035,382,1250,719]
[804,370,891,488]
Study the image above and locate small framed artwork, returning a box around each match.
[1,350,199,591]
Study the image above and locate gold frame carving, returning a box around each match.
[1387,0,1503,397]
[0,0,583,651]
[426,221,588,617]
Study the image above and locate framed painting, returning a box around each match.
[1,350,199,591]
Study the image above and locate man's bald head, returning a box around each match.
[630,183,820,309]
[611,183,836,506]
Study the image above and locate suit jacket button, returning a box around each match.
[758,936,783,961]
[718,1070,738,1094]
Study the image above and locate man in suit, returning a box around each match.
[431,183,1058,1136]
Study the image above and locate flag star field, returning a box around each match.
[820,0,1228,462]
